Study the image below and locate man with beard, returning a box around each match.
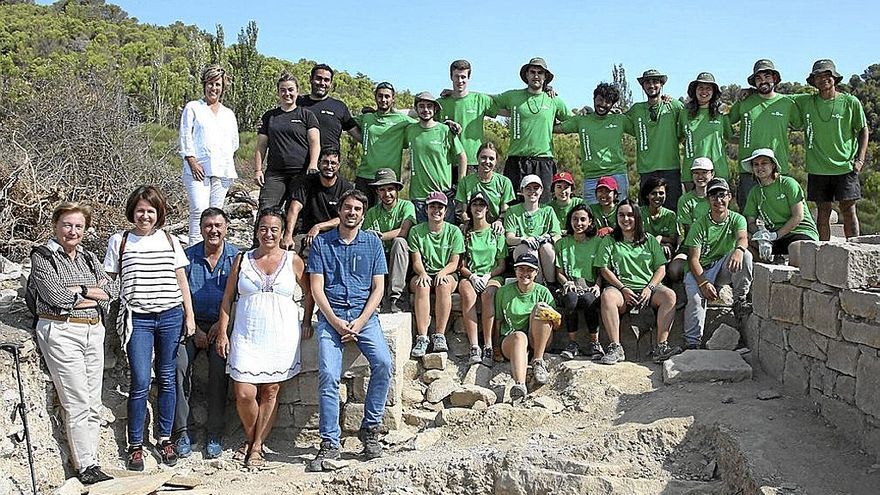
[729,59,801,210]
[493,57,571,202]
[792,59,869,240]
[307,189,392,470]
[296,64,362,151]
[282,148,354,255]
[555,82,634,205]
[626,69,685,210]
[437,60,498,176]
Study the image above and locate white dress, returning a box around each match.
[227,250,301,383]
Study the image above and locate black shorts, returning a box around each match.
[772,233,814,255]
[639,170,682,210]
[503,156,557,203]
[807,171,861,202]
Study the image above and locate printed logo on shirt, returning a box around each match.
[709,120,721,125]
[776,194,786,200]
[466,108,478,114]
[770,111,784,117]
[605,123,619,129]
[429,140,443,146]
[320,110,336,116]
[291,119,304,124]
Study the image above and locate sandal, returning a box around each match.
[232,442,249,462]
[246,449,265,468]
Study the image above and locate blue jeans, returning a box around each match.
[127,306,183,445]
[683,250,753,347]
[583,173,629,205]
[317,311,392,447]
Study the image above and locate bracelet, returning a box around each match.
[735,246,746,253]
[647,283,657,292]
[698,280,710,288]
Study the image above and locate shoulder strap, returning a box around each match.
[30,245,57,270]
[163,230,174,248]
[117,231,131,274]
[233,252,244,302]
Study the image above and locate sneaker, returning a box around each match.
[481,347,494,367]
[157,439,178,467]
[509,383,528,403]
[205,433,222,459]
[686,342,702,350]
[652,342,683,363]
[587,341,605,361]
[431,333,448,352]
[599,343,625,365]
[305,440,340,472]
[358,425,383,460]
[560,341,579,360]
[468,345,481,365]
[126,446,144,472]
[79,465,113,485]
[388,298,403,314]
[411,335,430,358]
[175,432,192,458]
[531,358,549,385]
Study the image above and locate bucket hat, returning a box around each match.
[747,59,781,87]
[637,69,668,86]
[520,57,554,85]
[368,168,404,190]
[807,59,843,87]
[413,91,442,115]
[687,72,719,96]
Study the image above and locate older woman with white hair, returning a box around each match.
[179,64,240,244]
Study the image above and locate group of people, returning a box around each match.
[28,55,868,483]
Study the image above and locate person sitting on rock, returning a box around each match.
[458,191,507,366]
[670,157,715,281]
[682,178,752,349]
[495,252,559,402]
[504,174,561,284]
[408,191,465,358]
[595,199,681,365]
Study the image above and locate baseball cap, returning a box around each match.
[425,191,448,206]
[552,171,575,187]
[741,148,779,173]
[595,176,619,192]
[468,191,489,205]
[691,157,715,171]
[520,174,543,189]
[513,252,540,270]
[706,178,731,195]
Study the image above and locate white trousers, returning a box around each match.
[183,174,233,244]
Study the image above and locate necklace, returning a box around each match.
[526,92,547,115]
[814,94,840,123]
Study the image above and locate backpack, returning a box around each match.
[25,245,98,329]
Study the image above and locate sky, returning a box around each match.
[49,0,878,108]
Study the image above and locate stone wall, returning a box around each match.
[742,238,880,460]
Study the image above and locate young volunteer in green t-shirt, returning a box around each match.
[455,142,515,226]
[639,176,679,260]
[679,72,733,182]
[589,176,620,236]
[546,172,584,231]
[436,60,498,168]
[407,192,465,358]
[741,149,819,259]
[595,199,682,365]
[670,157,715,282]
[362,168,416,313]
[495,253,558,402]
[457,192,507,367]
[683,178,752,349]
[554,204,605,361]
[503,175,562,283]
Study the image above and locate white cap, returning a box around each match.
[741,148,779,173]
[691,157,714,171]
[520,174,543,189]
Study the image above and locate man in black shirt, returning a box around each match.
[282,148,354,255]
[296,64,362,151]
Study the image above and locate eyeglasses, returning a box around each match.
[375,82,395,93]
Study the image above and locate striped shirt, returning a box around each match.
[103,230,188,313]
[30,239,117,318]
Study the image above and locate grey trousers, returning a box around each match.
[387,237,410,301]
[174,321,228,437]
[684,249,753,346]
[35,319,104,471]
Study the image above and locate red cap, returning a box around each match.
[595,176,619,192]
[552,171,575,187]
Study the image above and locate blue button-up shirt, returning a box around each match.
[184,241,239,322]
[307,228,387,319]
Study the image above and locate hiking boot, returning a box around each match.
[431,333,448,352]
[157,439,178,466]
[411,335,430,358]
[126,446,144,472]
[652,342,683,363]
[482,347,494,367]
[388,298,403,314]
[358,425,383,460]
[531,358,549,384]
[205,433,222,459]
[599,343,625,365]
[510,383,528,403]
[686,341,702,350]
[468,345,481,365]
[560,341,579,360]
[79,465,113,485]
[587,341,605,361]
[305,440,340,472]
[175,432,192,458]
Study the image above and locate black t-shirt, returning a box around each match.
[296,95,356,151]
[291,174,354,233]
[257,106,320,173]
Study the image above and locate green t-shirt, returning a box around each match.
[503,203,561,238]
[363,199,416,252]
[455,173,516,221]
[407,222,465,275]
[554,235,603,283]
[436,92,497,164]
[678,108,733,180]
[728,93,800,174]
[684,211,747,268]
[463,227,506,276]
[793,93,867,176]
[559,113,633,178]
[743,175,819,241]
[493,89,569,157]
[354,111,415,179]
[548,197,584,230]
[590,203,618,229]
[494,282,555,336]
[595,234,666,292]
[676,191,709,237]
[640,206,678,238]
[405,123,465,201]
[625,99,685,173]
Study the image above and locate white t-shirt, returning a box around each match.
[104,230,188,313]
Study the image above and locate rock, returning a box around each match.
[472,400,488,411]
[382,430,416,446]
[401,385,425,406]
[721,396,735,404]
[99,405,116,426]
[53,476,84,495]
[706,324,740,351]
[449,385,497,407]
[425,378,457,403]
[341,437,362,452]
[403,410,438,428]
[103,351,117,370]
[662,350,752,384]
[532,395,565,414]
[422,352,448,370]
[224,202,254,219]
[703,460,718,479]
[421,401,444,412]
[757,389,782,400]
[436,407,479,426]
[420,369,445,384]
[322,458,350,471]
[412,429,442,450]
[88,472,174,495]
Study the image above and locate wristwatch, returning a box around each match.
[80,285,88,298]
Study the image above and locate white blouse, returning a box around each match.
[178,99,240,179]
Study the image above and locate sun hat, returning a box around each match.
[519,57,554,85]
[741,148,779,173]
[368,168,404,190]
[747,59,781,87]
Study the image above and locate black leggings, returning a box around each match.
[559,291,600,334]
